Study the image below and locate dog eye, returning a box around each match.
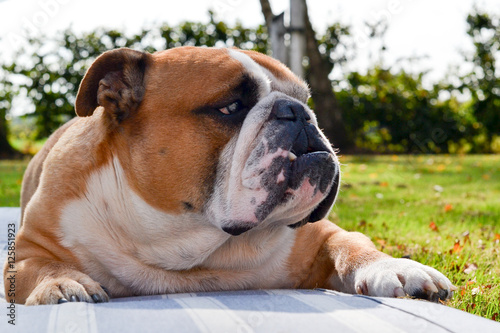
[219,100,243,115]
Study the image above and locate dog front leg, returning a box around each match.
[324,223,455,301]
[3,255,109,305]
[294,221,455,302]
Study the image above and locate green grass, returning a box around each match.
[332,155,500,321]
[8,137,47,156]
[0,155,499,320]
[0,160,28,206]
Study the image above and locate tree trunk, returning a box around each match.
[301,0,352,151]
[259,0,274,28]
[0,112,17,159]
[259,0,353,152]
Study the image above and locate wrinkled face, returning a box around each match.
[208,89,339,235]
[122,47,340,235]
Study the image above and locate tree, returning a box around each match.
[462,9,500,152]
[259,0,353,151]
[0,74,17,158]
[336,67,469,153]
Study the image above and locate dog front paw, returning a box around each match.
[353,258,456,302]
[25,272,110,305]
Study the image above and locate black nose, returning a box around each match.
[272,99,311,122]
[271,99,328,156]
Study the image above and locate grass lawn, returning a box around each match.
[333,154,500,321]
[0,155,499,320]
[0,160,28,206]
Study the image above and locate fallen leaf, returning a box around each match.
[463,263,478,274]
[482,174,491,180]
[433,185,444,192]
[495,233,500,241]
[397,245,407,251]
[466,278,476,286]
[380,181,389,187]
[471,287,481,295]
[369,173,378,179]
[451,240,462,254]
[391,155,399,161]
[429,221,439,232]
[444,204,453,212]
[462,231,470,244]
[437,164,446,171]
[466,303,477,311]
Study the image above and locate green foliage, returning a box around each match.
[332,7,500,154]
[462,10,500,151]
[0,70,16,157]
[317,23,352,71]
[336,68,474,153]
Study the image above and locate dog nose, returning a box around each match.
[271,99,330,157]
[272,99,311,122]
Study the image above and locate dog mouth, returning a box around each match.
[222,148,336,236]
[252,147,336,221]
[286,122,336,194]
[229,124,337,235]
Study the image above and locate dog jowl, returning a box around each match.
[4,46,454,305]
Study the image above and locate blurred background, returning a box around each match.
[0,0,499,157]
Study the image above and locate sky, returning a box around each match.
[0,0,498,87]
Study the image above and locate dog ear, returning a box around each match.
[75,48,150,122]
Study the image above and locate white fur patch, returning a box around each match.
[59,158,295,296]
[228,48,310,105]
[228,49,271,98]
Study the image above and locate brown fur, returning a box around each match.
[5,46,450,305]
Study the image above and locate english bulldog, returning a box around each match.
[4,46,455,305]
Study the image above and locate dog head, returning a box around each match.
[75,46,340,236]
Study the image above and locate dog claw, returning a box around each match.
[58,298,69,304]
[70,295,79,302]
[92,294,103,303]
[423,281,439,293]
[100,285,110,296]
